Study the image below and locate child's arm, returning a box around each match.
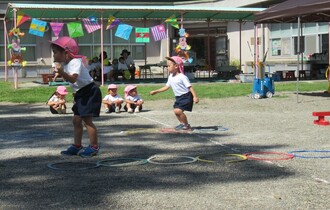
[55,63,78,83]
[150,86,169,95]
[189,86,199,103]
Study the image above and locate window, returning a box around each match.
[320,34,329,53]
[294,36,305,54]
[271,38,281,56]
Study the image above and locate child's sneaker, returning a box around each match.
[115,106,120,113]
[56,107,62,114]
[105,108,110,113]
[175,124,184,130]
[134,107,140,113]
[182,124,192,130]
[127,108,133,113]
[61,144,83,156]
[79,145,99,158]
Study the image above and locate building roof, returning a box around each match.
[4,3,264,22]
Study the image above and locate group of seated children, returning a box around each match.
[48,84,143,114]
[102,84,143,114]
[88,49,136,82]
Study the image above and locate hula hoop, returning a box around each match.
[47,161,99,171]
[147,155,197,165]
[288,150,330,159]
[196,154,247,163]
[244,151,294,161]
[97,158,148,167]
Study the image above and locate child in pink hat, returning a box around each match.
[47,86,68,114]
[102,84,124,113]
[124,85,144,113]
[50,36,102,157]
[150,56,199,130]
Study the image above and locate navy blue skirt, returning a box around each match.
[72,82,102,117]
[173,92,193,112]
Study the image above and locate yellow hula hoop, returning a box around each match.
[196,154,248,164]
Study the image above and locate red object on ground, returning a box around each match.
[312,112,330,126]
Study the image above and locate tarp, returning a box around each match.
[254,0,330,23]
[5,3,264,22]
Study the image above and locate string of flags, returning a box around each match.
[15,11,180,43]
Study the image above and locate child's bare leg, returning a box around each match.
[72,115,83,145]
[174,108,188,125]
[82,116,98,146]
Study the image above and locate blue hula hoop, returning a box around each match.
[288,150,330,158]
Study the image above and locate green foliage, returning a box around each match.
[0,80,329,103]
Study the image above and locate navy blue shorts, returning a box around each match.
[173,92,193,112]
[72,82,102,117]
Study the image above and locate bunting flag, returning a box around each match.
[106,16,120,30]
[165,15,179,29]
[16,11,30,27]
[151,24,167,41]
[115,23,133,40]
[50,22,64,37]
[29,18,47,37]
[135,28,150,43]
[82,17,101,33]
[67,22,84,38]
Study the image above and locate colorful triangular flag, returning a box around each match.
[115,23,133,40]
[50,22,64,37]
[135,28,150,43]
[106,16,120,30]
[29,18,47,37]
[17,11,30,27]
[165,15,179,29]
[82,17,101,33]
[151,24,167,41]
[67,22,84,38]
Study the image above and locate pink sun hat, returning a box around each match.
[124,85,137,97]
[50,36,84,59]
[56,86,68,95]
[108,84,117,89]
[165,56,184,74]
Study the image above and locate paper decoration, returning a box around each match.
[7,28,27,67]
[16,11,30,27]
[50,22,64,37]
[165,15,179,29]
[67,22,84,38]
[83,17,101,33]
[115,23,133,40]
[151,24,167,41]
[135,28,150,43]
[29,18,47,37]
[106,16,120,30]
[88,16,97,23]
[175,28,192,63]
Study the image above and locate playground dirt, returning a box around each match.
[0,91,330,209]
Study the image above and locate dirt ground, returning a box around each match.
[0,89,330,209]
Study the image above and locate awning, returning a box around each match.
[254,0,330,23]
[5,3,264,21]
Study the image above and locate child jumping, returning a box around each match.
[124,85,144,113]
[150,56,199,130]
[50,36,102,157]
[47,85,68,114]
[102,84,124,113]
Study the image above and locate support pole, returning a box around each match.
[296,17,301,103]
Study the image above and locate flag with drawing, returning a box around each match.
[135,28,150,43]
[29,18,47,37]
[17,11,30,27]
[165,15,179,29]
[115,23,133,40]
[83,17,101,33]
[67,22,84,38]
[106,16,120,30]
[50,22,64,37]
[151,24,167,41]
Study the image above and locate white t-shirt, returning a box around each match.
[118,62,128,71]
[103,66,113,74]
[126,95,142,102]
[64,58,94,92]
[49,95,61,103]
[124,56,135,66]
[103,94,123,102]
[166,73,191,96]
